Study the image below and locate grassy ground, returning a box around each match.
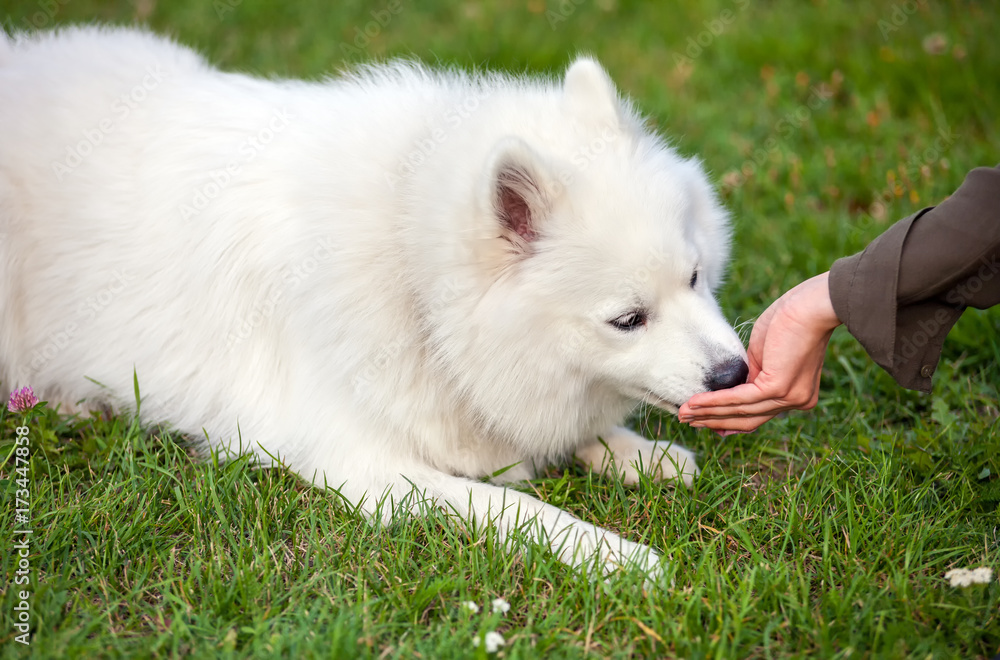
[2,0,999,657]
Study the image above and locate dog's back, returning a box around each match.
[1,28,436,434]
[1,27,746,579]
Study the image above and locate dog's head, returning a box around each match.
[409,57,747,448]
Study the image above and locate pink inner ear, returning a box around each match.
[497,169,537,243]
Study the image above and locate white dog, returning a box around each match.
[0,27,747,578]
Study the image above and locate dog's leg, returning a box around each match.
[395,465,663,580]
[575,426,699,487]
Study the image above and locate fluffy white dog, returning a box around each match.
[0,26,747,578]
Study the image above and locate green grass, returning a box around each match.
[2,0,999,657]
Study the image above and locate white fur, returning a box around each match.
[0,26,746,579]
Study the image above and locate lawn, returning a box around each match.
[2,0,999,657]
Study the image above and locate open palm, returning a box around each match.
[679,272,841,432]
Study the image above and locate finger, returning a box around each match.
[690,414,775,433]
[680,395,804,421]
[683,382,770,410]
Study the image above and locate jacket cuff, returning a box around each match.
[828,208,934,391]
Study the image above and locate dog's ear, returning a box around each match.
[483,138,557,252]
[563,56,621,128]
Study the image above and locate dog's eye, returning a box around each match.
[608,310,647,331]
[689,269,698,289]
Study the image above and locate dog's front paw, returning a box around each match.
[577,428,699,487]
[624,441,699,487]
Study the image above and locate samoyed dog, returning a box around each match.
[0,26,747,578]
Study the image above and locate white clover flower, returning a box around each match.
[491,597,510,614]
[972,567,994,583]
[944,567,994,587]
[472,631,505,653]
[461,601,480,614]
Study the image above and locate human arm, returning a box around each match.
[830,166,1000,391]
[680,166,1000,432]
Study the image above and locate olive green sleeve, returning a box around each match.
[828,166,1000,392]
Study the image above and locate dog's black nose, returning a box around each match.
[705,357,749,391]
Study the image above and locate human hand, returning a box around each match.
[678,271,842,433]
